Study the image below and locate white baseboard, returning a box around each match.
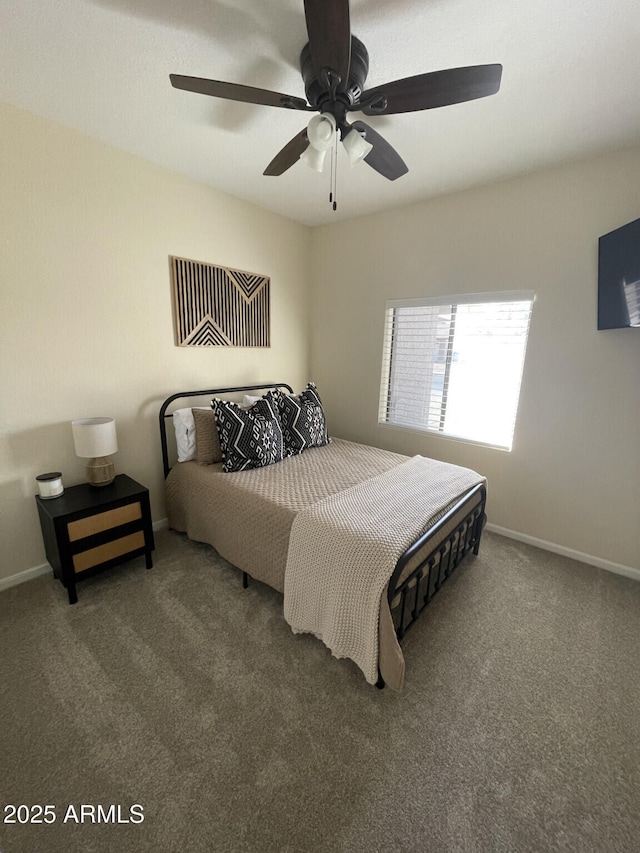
[0,562,52,593]
[485,523,640,582]
[0,518,171,594]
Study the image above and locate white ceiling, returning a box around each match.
[2,0,640,226]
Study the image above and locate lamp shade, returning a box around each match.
[300,146,328,173]
[342,128,373,165]
[307,113,336,150]
[72,418,118,458]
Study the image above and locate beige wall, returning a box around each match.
[0,103,311,581]
[2,99,639,582]
[309,147,640,571]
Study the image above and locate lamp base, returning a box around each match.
[86,457,115,487]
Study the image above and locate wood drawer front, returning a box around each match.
[72,531,146,573]
[67,502,142,542]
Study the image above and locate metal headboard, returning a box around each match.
[159,383,294,478]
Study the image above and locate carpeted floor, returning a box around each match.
[1,529,639,853]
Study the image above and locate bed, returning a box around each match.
[160,384,487,690]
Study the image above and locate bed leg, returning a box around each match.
[473,512,486,555]
[375,672,385,690]
[242,572,249,589]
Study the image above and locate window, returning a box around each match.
[379,292,534,450]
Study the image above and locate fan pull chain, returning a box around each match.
[329,139,336,211]
[332,132,338,211]
[329,135,334,206]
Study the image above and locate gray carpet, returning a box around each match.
[1,529,639,853]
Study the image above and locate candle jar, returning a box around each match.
[36,472,64,499]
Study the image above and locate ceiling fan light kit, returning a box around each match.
[342,127,373,165]
[306,113,337,150]
[170,0,502,207]
[300,145,328,173]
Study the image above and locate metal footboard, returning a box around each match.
[388,482,487,640]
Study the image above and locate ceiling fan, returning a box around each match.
[170,0,502,188]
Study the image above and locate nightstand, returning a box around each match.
[36,474,155,604]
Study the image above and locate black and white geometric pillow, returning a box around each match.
[267,383,330,456]
[212,397,285,472]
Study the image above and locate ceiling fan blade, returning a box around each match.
[360,64,502,115]
[303,0,351,92]
[170,74,310,111]
[263,129,310,176]
[351,121,408,181]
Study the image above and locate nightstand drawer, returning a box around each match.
[72,531,146,573]
[67,501,142,541]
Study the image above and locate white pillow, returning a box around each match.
[173,407,209,462]
[242,394,263,408]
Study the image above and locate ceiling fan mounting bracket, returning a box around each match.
[279,96,314,111]
[356,92,388,114]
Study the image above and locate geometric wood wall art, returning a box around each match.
[170,255,270,347]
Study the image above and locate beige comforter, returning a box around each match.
[165,439,485,690]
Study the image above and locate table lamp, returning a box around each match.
[71,417,118,486]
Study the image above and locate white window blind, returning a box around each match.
[379,291,534,450]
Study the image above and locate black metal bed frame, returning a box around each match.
[159,384,487,688]
[159,383,294,478]
[387,482,486,640]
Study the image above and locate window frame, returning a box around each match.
[378,290,535,451]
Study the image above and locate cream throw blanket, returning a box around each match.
[284,456,484,685]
